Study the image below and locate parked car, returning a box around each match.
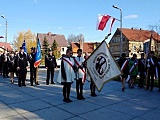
[56,57,62,68]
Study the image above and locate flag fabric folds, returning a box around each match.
[86,40,122,92]
[97,14,111,31]
[22,40,27,54]
[110,17,116,33]
[34,39,42,68]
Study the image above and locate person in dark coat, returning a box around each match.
[138,53,146,88]
[45,48,57,85]
[17,47,28,87]
[118,53,129,91]
[8,51,16,83]
[1,50,9,78]
[157,54,160,92]
[146,51,158,91]
[28,47,39,86]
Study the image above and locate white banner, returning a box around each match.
[86,40,122,92]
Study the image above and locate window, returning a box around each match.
[123,38,125,41]
[62,48,64,52]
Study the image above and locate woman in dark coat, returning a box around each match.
[8,51,16,83]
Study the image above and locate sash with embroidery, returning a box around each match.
[121,59,128,71]
[73,57,86,83]
[150,58,158,78]
[129,61,138,74]
[62,57,74,69]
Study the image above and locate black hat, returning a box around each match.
[31,47,35,50]
[20,47,24,50]
[48,48,52,52]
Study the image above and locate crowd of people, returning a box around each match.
[0,47,96,103]
[2,46,159,103]
[118,51,160,92]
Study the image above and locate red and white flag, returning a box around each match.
[97,14,111,31]
[110,17,116,33]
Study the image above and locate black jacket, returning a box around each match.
[45,54,57,69]
[17,52,28,69]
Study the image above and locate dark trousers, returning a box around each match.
[18,69,26,86]
[30,67,36,85]
[76,78,84,97]
[62,82,71,100]
[3,63,8,77]
[147,70,155,90]
[46,68,54,84]
[138,72,145,88]
[90,80,96,95]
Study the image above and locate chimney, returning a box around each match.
[48,32,52,36]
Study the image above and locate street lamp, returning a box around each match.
[112,5,122,57]
[1,15,8,50]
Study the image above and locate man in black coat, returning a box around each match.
[45,48,57,85]
[28,47,39,86]
[146,51,158,91]
[17,47,28,87]
[138,53,146,88]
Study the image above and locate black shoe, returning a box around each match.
[36,83,40,85]
[46,83,49,85]
[158,89,160,92]
[150,88,153,91]
[18,85,22,87]
[67,99,72,102]
[81,96,85,100]
[63,98,67,102]
[122,88,125,92]
[91,93,97,97]
[77,96,81,100]
[22,84,26,86]
[51,82,55,84]
[31,84,33,86]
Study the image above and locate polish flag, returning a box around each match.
[97,14,111,31]
[110,17,116,33]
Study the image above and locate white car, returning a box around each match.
[56,57,62,68]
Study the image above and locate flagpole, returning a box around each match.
[145,30,153,89]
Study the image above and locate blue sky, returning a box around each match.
[0,0,160,44]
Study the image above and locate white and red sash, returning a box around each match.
[121,60,128,71]
[62,57,74,69]
[129,62,138,74]
[74,58,86,83]
[150,58,158,79]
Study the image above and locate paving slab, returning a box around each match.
[21,106,74,120]
[0,105,18,119]
[57,100,103,115]
[107,101,152,117]
[9,99,51,114]
[80,107,134,120]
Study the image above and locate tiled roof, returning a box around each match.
[37,32,68,47]
[0,42,12,51]
[118,28,160,42]
[71,42,100,53]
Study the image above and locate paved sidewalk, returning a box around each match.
[0,68,160,120]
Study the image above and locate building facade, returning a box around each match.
[37,32,68,56]
[109,28,160,58]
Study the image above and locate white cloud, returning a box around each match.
[124,14,138,19]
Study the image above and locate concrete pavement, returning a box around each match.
[0,68,160,120]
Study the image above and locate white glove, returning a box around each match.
[147,64,150,68]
